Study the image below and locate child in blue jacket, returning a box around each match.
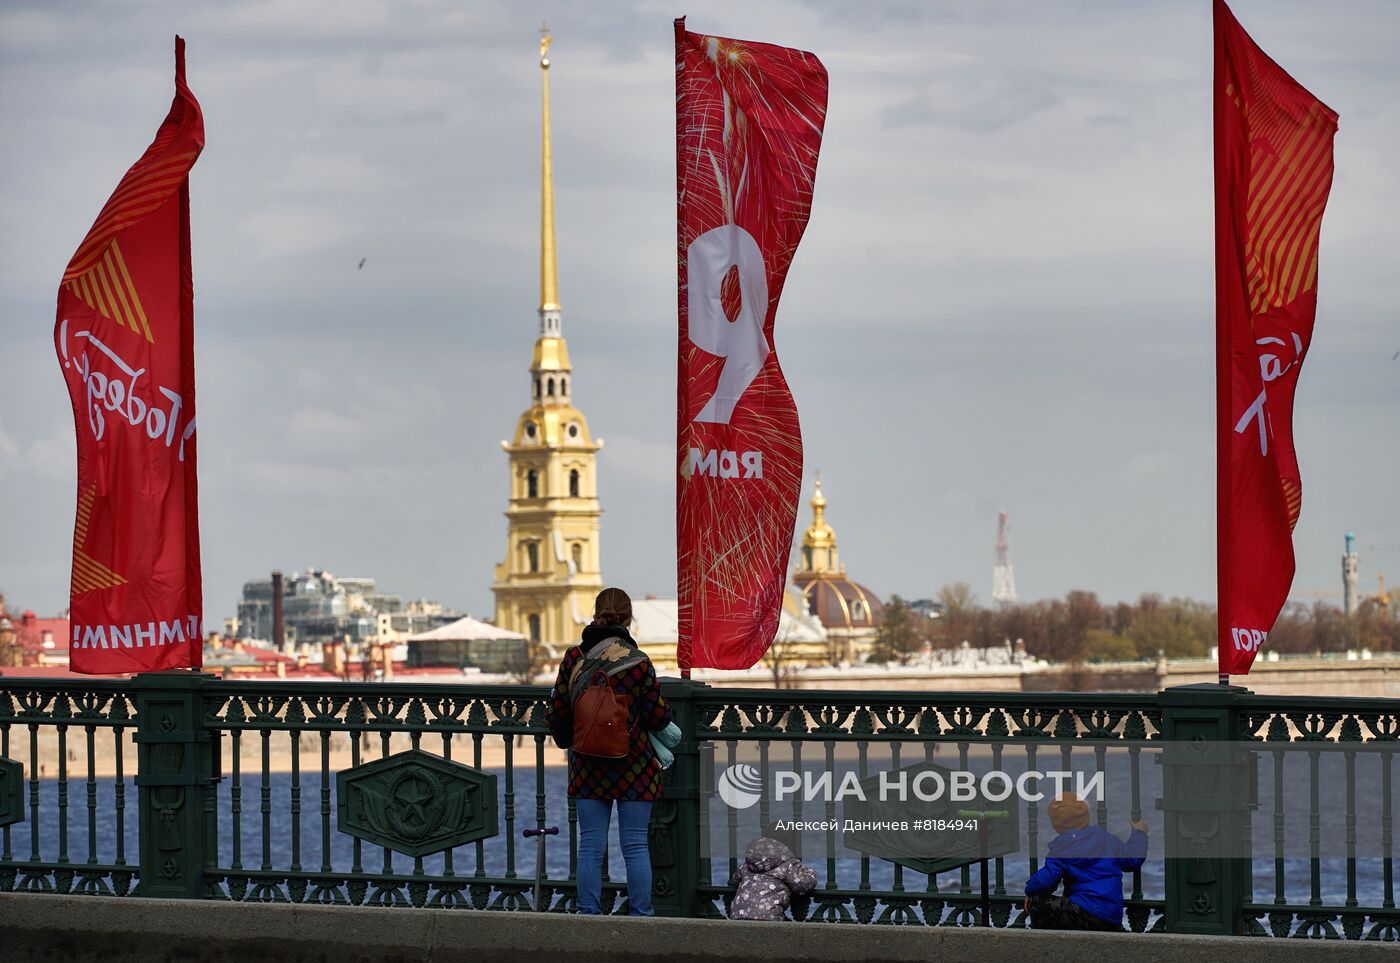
[1023,792,1148,931]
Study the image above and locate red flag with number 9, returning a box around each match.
[675,19,827,670]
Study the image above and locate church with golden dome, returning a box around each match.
[791,475,884,663]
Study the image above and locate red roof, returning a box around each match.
[15,614,71,655]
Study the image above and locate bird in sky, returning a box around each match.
[358,258,367,270]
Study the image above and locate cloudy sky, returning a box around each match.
[2,0,1396,628]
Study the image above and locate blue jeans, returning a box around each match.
[574,798,654,916]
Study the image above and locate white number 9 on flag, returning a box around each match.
[687,225,769,425]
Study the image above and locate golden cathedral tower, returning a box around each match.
[798,475,841,576]
[492,29,604,651]
[792,475,883,663]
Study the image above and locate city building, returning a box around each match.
[491,30,605,655]
[405,615,528,673]
[791,476,884,663]
[0,593,70,668]
[234,570,459,649]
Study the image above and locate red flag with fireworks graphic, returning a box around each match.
[1215,0,1336,677]
[54,38,205,674]
[675,19,827,670]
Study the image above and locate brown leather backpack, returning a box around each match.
[571,670,633,758]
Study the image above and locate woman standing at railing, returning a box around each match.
[546,587,673,915]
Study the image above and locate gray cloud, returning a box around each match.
[1085,112,1132,128]
[883,78,1062,132]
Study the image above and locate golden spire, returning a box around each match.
[539,23,559,313]
[800,472,841,574]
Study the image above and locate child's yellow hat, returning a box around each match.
[1048,792,1090,833]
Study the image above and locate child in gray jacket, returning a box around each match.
[728,823,817,921]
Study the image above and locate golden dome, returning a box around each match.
[797,473,844,576]
[802,476,838,559]
[794,576,884,630]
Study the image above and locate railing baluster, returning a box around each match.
[230,728,242,874]
[1025,742,1039,875]
[952,740,965,906]
[84,724,97,868]
[260,727,272,873]
[1345,740,1357,910]
[890,740,903,897]
[472,729,484,881]
[440,732,454,880]
[28,721,40,863]
[757,737,771,835]
[725,738,739,882]
[857,735,870,903]
[503,731,516,880]
[790,736,804,860]
[113,727,126,872]
[1309,746,1322,907]
[380,728,393,879]
[991,735,1006,918]
[319,728,331,875]
[823,739,836,900]
[1129,734,1143,917]
[289,725,302,876]
[698,736,713,899]
[534,730,546,904]
[350,725,363,885]
[56,718,68,869]
[1383,746,1395,911]
[1094,743,1108,828]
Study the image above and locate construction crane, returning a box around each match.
[1290,574,1390,606]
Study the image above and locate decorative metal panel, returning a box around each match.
[335,749,498,857]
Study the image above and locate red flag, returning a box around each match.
[1215,1,1337,677]
[54,37,205,673]
[675,19,827,670]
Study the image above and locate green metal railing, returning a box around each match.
[690,689,1168,929]
[0,673,1395,939]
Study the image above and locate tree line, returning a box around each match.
[872,583,1400,665]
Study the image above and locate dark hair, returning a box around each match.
[593,587,633,627]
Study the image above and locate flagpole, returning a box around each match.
[1212,0,1231,688]
[176,32,194,676]
[675,17,689,683]
[175,33,203,672]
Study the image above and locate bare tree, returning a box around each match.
[936,583,979,649]
[505,640,548,685]
[870,595,923,665]
[762,628,801,689]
